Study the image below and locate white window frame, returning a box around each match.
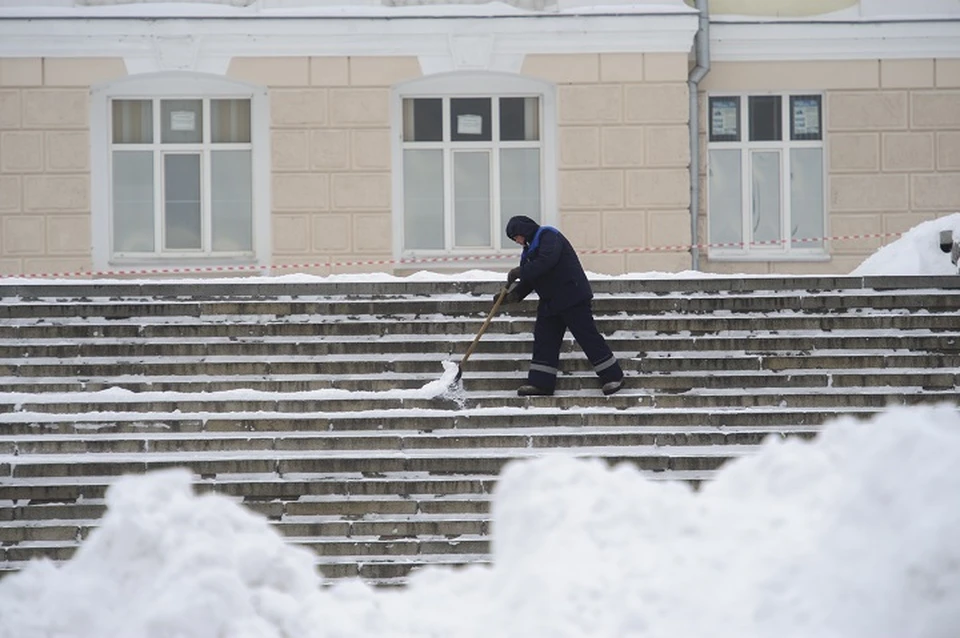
[706,91,828,262]
[391,72,556,266]
[91,72,271,271]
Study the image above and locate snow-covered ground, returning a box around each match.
[1,405,958,638]
[0,213,958,638]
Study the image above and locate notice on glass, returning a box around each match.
[170,111,196,132]
[457,114,483,136]
[711,98,738,139]
[792,98,820,137]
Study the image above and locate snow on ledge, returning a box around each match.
[0,0,696,18]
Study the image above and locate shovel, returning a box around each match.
[453,286,509,384]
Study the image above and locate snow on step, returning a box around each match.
[1,277,959,586]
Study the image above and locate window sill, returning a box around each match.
[706,251,831,263]
[400,252,518,270]
[106,256,265,276]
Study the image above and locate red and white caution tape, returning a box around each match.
[0,231,904,280]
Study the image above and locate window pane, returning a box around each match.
[791,148,824,249]
[403,149,444,250]
[112,100,153,144]
[161,99,203,144]
[163,154,202,250]
[454,151,491,248]
[451,98,491,142]
[500,97,539,141]
[709,96,740,142]
[402,98,443,142]
[749,96,782,142]
[751,150,781,246]
[708,149,742,248]
[211,99,251,143]
[500,148,540,223]
[112,150,154,252]
[790,95,822,141]
[211,150,253,252]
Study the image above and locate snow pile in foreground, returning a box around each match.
[852,211,960,275]
[2,404,959,637]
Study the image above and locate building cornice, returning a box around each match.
[0,14,699,63]
[711,19,960,61]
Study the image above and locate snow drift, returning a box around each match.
[1,404,959,638]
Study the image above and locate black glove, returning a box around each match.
[494,290,520,305]
[507,266,522,285]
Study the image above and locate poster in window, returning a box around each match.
[791,97,821,140]
[710,97,739,142]
[170,111,196,132]
[457,114,483,136]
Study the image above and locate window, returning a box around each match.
[394,73,555,259]
[110,97,252,256]
[91,73,269,270]
[707,93,825,259]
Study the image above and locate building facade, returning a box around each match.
[0,0,958,278]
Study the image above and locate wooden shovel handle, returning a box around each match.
[459,287,508,368]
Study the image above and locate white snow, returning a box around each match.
[851,212,960,276]
[0,0,695,18]
[0,0,954,20]
[1,405,959,637]
[0,213,958,637]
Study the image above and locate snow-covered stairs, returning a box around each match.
[1,275,959,585]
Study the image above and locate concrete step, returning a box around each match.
[3,319,960,355]
[3,274,959,301]
[1,339,958,383]
[0,514,497,545]
[1,330,957,362]
[1,386,955,416]
[3,311,960,338]
[4,443,748,481]
[1,534,492,563]
[0,467,713,525]
[1,496,494,525]
[4,288,960,322]
[0,551,482,586]
[1,425,819,456]
[0,406,871,436]
[0,368,955,396]
[0,473,513,503]
[2,275,958,587]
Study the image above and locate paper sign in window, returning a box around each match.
[170,111,196,132]
[792,98,820,138]
[710,97,739,141]
[457,114,483,136]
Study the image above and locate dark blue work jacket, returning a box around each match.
[509,222,593,316]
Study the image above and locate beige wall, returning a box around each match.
[4,52,960,279]
[0,57,125,276]
[231,52,693,278]
[228,56,420,276]
[1,52,692,279]
[522,52,692,274]
[699,58,960,275]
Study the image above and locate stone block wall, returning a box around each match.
[828,59,960,274]
[522,52,692,275]
[228,56,421,275]
[0,57,125,276]
[700,58,960,275]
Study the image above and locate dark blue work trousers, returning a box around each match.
[527,300,623,391]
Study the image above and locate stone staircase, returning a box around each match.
[1,275,959,586]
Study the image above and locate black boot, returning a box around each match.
[602,378,624,396]
[518,384,554,396]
